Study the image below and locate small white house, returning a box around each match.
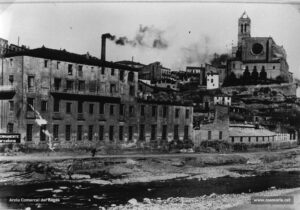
[207,72,219,90]
[214,94,232,106]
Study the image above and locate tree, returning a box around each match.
[251,67,258,84]
[260,68,267,81]
[242,68,251,84]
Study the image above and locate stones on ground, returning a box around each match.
[71,174,90,179]
[25,207,31,210]
[143,198,151,204]
[128,198,138,205]
[111,204,116,207]
[270,186,276,190]
[209,193,216,198]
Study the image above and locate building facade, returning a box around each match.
[228,12,291,82]
[0,47,193,149]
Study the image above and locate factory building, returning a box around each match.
[0,42,193,149]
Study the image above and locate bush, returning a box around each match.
[232,143,248,151]
[200,140,230,152]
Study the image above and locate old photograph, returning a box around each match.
[0,0,300,209]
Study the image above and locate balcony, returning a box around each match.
[0,85,16,99]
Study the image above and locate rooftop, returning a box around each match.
[5,47,138,72]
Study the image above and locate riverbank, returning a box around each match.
[106,187,300,210]
[0,147,299,186]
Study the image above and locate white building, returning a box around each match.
[207,72,219,90]
[214,94,231,106]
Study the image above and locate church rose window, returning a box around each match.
[252,43,263,55]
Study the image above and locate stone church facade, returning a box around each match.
[228,12,292,83]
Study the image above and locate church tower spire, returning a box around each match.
[238,11,251,46]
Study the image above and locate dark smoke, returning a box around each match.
[107,25,168,49]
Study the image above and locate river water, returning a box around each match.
[0,171,299,210]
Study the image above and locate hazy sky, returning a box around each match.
[1,1,300,78]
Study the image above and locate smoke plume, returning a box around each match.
[109,25,168,49]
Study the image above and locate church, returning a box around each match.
[228,12,293,83]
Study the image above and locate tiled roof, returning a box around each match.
[4,47,138,72]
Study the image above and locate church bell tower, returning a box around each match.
[238,11,251,47]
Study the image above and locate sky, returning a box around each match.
[0,0,300,78]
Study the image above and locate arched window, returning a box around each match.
[241,24,244,33]
[128,72,134,82]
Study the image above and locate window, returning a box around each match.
[219,131,222,140]
[109,126,114,141]
[256,137,258,142]
[66,102,72,113]
[129,105,134,116]
[151,125,156,141]
[53,124,59,140]
[119,104,124,116]
[208,130,211,140]
[101,67,105,75]
[175,108,180,118]
[27,98,34,111]
[128,126,133,141]
[185,109,190,119]
[9,58,13,66]
[99,103,105,114]
[128,72,134,82]
[163,106,168,118]
[41,100,47,112]
[89,80,96,92]
[99,125,104,141]
[68,64,73,75]
[78,80,85,91]
[78,65,83,77]
[139,124,145,141]
[28,75,34,89]
[54,78,61,90]
[129,85,135,96]
[88,125,93,141]
[110,84,116,93]
[44,60,48,68]
[78,101,83,113]
[7,123,13,133]
[9,75,14,85]
[240,137,243,142]
[119,70,124,81]
[57,61,60,69]
[231,137,234,143]
[65,125,71,141]
[77,125,82,141]
[174,125,179,140]
[27,124,33,141]
[40,125,46,141]
[110,105,114,115]
[54,98,60,112]
[162,125,167,140]
[119,126,124,141]
[184,126,189,139]
[66,80,74,91]
[111,68,115,75]
[273,66,275,70]
[89,104,94,114]
[248,137,251,143]
[211,79,213,83]
[140,105,145,116]
[152,106,157,117]
[9,101,14,111]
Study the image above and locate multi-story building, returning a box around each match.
[0,46,193,149]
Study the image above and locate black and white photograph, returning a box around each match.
[0,0,300,209]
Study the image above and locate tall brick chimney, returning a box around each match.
[101,33,114,61]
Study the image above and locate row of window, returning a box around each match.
[26,124,189,142]
[53,78,135,95]
[231,136,275,143]
[25,98,190,118]
[43,59,135,81]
